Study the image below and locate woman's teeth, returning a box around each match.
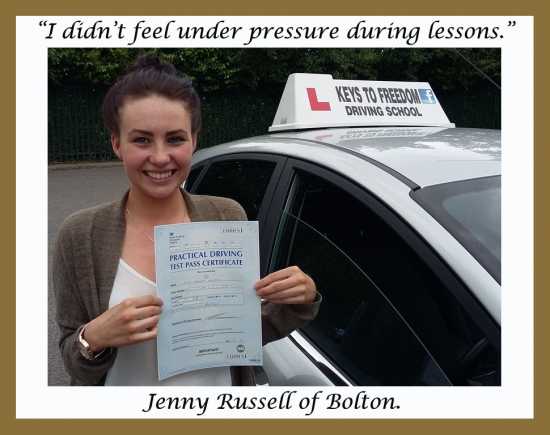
[146,171,172,179]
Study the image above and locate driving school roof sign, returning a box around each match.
[269,73,455,132]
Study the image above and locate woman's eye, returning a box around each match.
[133,137,149,144]
[168,136,186,144]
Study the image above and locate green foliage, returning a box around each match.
[48,48,140,85]
[372,48,500,91]
[229,48,380,88]
[48,48,501,92]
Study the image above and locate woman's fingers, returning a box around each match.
[254,266,303,288]
[84,295,164,351]
[254,266,316,304]
[133,295,164,308]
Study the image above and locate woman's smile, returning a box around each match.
[144,170,176,180]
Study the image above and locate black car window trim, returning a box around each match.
[286,332,352,386]
[274,158,501,352]
[184,162,208,192]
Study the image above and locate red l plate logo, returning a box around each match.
[306,88,331,111]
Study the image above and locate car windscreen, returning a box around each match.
[411,176,501,284]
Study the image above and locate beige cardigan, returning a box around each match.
[53,189,320,386]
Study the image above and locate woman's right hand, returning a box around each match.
[82,295,164,353]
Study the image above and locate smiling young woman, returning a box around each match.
[52,54,321,386]
[111,95,197,283]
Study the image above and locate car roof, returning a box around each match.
[195,126,501,188]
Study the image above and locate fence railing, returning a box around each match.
[48,83,500,163]
[437,88,501,131]
[48,84,112,162]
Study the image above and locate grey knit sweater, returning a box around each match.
[53,189,321,386]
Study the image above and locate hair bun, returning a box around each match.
[103,53,201,137]
[128,54,176,75]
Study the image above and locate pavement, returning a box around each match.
[48,161,125,171]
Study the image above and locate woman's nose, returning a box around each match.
[150,144,171,165]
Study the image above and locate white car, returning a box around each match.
[185,74,501,386]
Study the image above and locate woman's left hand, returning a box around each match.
[254,266,317,304]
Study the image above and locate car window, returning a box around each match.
[272,169,500,386]
[191,159,278,221]
[411,176,501,284]
[270,212,452,386]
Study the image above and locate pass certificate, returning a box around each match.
[154,221,262,380]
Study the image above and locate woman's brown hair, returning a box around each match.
[102,54,202,137]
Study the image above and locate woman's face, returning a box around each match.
[112,95,196,202]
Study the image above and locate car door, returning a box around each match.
[187,154,501,386]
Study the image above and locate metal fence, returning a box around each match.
[48,84,112,162]
[437,88,501,131]
[199,88,281,149]
[48,83,500,163]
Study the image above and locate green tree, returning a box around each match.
[48,48,139,85]
[373,48,500,91]
[48,47,501,92]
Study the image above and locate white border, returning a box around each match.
[16,16,533,418]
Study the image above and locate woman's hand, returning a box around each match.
[82,295,163,352]
[254,266,316,305]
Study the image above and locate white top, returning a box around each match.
[104,259,232,386]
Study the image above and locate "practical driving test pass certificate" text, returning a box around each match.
[154,221,262,380]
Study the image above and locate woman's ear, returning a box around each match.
[192,134,198,153]
[111,134,122,160]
